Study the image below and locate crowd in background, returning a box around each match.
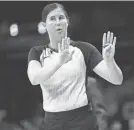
[0,77,134,130]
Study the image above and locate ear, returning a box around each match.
[41,22,47,32]
[42,22,46,28]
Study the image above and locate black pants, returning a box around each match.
[41,105,99,130]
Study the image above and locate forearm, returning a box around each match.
[105,58,123,85]
[29,61,62,85]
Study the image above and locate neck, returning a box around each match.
[48,32,67,51]
[49,37,63,52]
[49,39,61,52]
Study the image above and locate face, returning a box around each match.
[45,7,68,40]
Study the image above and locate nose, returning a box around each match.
[56,19,60,26]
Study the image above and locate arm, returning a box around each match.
[27,60,61,85]
[93,31,123,85]
[27,37,73,86]
[93,59,123,85]
[27,46,62,85]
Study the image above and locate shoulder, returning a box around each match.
[71,40,96,55]
[28,45,44,63]
[28,45,44,57]
[29,45,44,53]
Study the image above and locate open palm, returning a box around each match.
[102,31,116,62]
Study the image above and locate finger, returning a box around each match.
[58,42,61,53]
[70,50,75,55]
[40,53,43,62]
[107,31,110,43]
[40,51,45,66]
[67,37,70,51]
[63,37,67,50]
[113,37,116,46]
[104,45,111,52]
[64,37,67,50]
[103,33,107,47]
[43,50,46,57]
[63,38,66,50]
[110,32,113,44]
[69,50,75,59]
[61,38,64,51]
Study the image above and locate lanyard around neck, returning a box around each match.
[45,44,58,53]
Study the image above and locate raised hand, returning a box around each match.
[102,31,116,62]
[57,37,74,65]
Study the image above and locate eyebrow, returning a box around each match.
[49,16,55,19]
[49,14,65,18]
[59,15,65,17]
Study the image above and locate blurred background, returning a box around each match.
[0,1,134,130]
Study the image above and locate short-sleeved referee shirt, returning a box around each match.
[28,40,103,112]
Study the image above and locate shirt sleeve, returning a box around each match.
[28,46,43,64]
[75,41,103,70]
[90,45,103,70]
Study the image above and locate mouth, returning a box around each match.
[56,28,62,32]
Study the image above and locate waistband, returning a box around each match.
[45,105,92,119]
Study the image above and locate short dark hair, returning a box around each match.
[42,3,68,22]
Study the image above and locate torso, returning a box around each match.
[28,40,103,112]
[40,45,88,112]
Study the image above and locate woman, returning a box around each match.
[27,3,123,130]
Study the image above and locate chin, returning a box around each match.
[57,32,66,39]
[61,32,67,38]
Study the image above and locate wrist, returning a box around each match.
[104,58,115,64]
[55,59,63,67]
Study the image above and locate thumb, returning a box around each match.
[40,53,43,61]
[70,50,75,56]
[104,45,111,52]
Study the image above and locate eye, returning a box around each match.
[49,16,56,21]
[59,15,65,20]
